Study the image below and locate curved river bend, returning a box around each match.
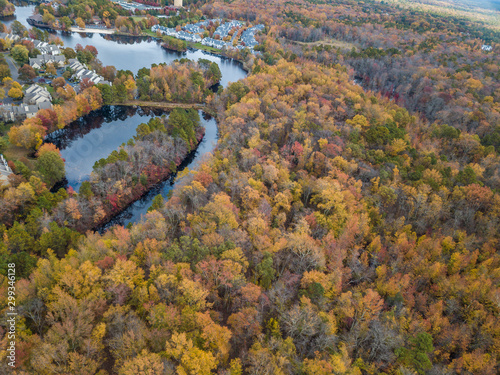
[100,110,218,231]
[45,106,217,229]
[3,5,246,87]
[45,105,163,191]
[4,5,246,229]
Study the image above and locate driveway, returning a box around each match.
[2,52,19,81]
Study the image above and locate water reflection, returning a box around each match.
[45,106,164,191]
[2,5,247,87]
[58,33,246,87]
[97,111,217,231]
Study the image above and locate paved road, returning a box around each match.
[2,52,19,81]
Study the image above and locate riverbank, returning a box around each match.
[93,126,205,232]
[142,29,250,72]
[45,106,207,232]
[5,3,250,77]
[66,27,223,56]
[95,110,218,229]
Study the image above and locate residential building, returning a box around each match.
[67,59,111,85]
[0,32,21,43]
[0,85,54,122]
[24,84,52,106]
[184,24,203,34]
[201,37,229,49]
[240,25,264,49]
[152,20,263,52]
[26,37,65,69]
[0,103,40,121]
[29,54,65,69]
[214,20,242,39]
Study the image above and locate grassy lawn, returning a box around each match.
[140,31,224,54]
[190,42,221,54]
[142,29,158,38]
[46,85,56,97]
[4,143,32,162]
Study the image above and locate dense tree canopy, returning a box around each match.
[0,0,499,374]
[0,0,14,17]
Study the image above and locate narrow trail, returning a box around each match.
[115,100,206,109]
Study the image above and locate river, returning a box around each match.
[45,105,163,191]
[2,5,247,87]
[45,105,218,229]
[4,5,245,229]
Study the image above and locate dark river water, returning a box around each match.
[45,106,161,191]
[46,106,218,229]
[99,109,218,231]
[5,5,244,228]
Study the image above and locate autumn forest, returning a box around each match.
[0,0,499,374]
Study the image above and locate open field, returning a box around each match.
[291,39,358,51]
[190,42,221,53]
[4,143,32,162]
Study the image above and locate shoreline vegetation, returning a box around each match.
[38,57,219,232]
[3,56,223,231]
[78,28,250,70]
[0,6,227,230]
[91,143,200,233]
[40,103,211,233]
[17,11,251,69]
[2,0,499,373]
[48,107,206,234]
[0,0,14,17]
[2,4,253,79]
[17,25,251,73]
